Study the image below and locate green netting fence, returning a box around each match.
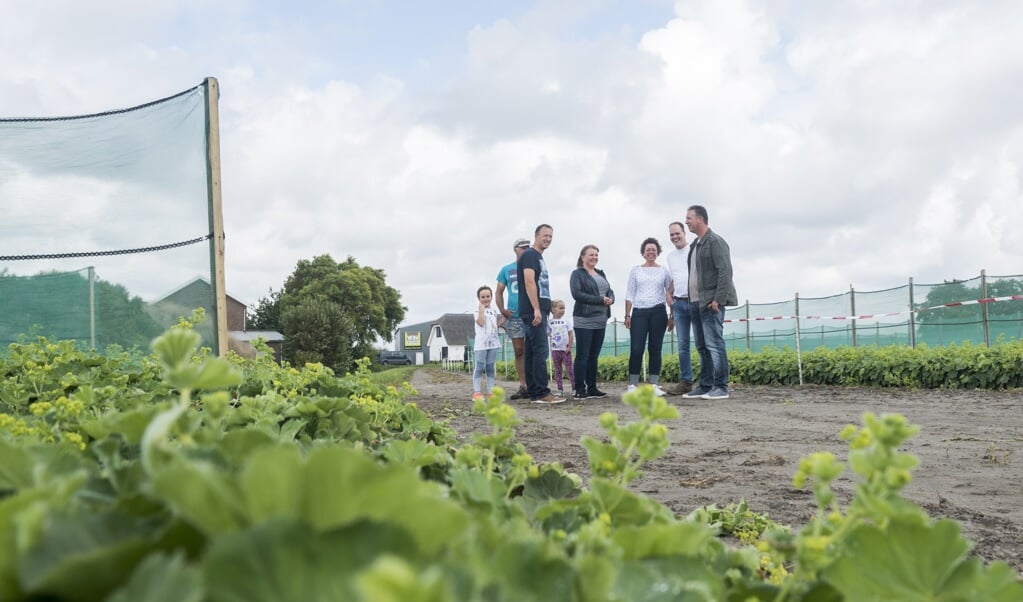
[1,80,223,351]
[494,271,1023,369]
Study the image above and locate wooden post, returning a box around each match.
[204,77,229,356]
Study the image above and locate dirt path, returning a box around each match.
[405,368,1023,573]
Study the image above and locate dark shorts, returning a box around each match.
[502,315,525,338]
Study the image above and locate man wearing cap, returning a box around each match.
[517,224,564,404]
[496,238,530,399]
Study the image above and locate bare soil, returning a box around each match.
[406,368,1023,573]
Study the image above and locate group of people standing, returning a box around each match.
[471,205,735,405]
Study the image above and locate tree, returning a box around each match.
[247,287,283,331]
[0,270,162,349]
[916,278,1023,324]
[280,299,355,372]
[95,280,165,349]
[914,277,1023,345]
[257,255,406,373]
[915,280,978,325]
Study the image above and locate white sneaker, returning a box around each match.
[626,384,638,393]
[652,384,667,397]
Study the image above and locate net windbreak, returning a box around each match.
[0,83,216,350]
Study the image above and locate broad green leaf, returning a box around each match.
[203,519,417,602]
[148,461,247,535]
[523,467,581,501]
[217,429,277,466]
[105,552,202,602]
[356,556,452,602]
[275,418,307,442]
[17,510,157,602]
[0,440,35,489]
[289,397,329,417]
[0,489,50,600]
[949,560,1023,602]
[90,436,149,497]
[163,362,233,392]
[613,557,723,602]
[590,478,674,526]
[533,503,587,535]
[397,404,439,436]
[575,554,619,602]
[139,403,187,472]
[302,447,469,553]
[380,439,448,469]
[483,536,576,601]
[938,557,1023,602]
[188,359,243,390]
[824,519,976,600]
[448,467,507,508]
[151,329,201,372]
[612,522,717,560]
[322,410,362,441]
[239,445,303,522]
[81,405,162,444]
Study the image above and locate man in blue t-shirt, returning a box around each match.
[517,224,563,404]
[496,238,531,400]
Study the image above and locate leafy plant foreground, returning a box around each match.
[1,326,1020,601]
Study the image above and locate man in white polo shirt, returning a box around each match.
[666,221,694,395]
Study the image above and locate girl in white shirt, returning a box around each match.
[547,299,574,395]
[473,285,505,401]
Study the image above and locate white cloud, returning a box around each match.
[2,0,1022,332]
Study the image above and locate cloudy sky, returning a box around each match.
[3,0,1022,331]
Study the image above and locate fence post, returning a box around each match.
[794,292,804,385]
[611,318,619,356]
[849,284,857,348]
[88,267,96,349]
[744,300,751,351]
[908,277,916,348]
[981,269,990,347]
[666,322,675,357]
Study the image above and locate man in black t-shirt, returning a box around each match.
[517,224,564,404]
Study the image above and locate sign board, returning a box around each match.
[403,332,422,349]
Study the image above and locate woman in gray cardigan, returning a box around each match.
[569,244,614,399]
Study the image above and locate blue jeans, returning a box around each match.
[692,302,729,390]
[672,298,693,383]
[473,348,498,393]
[522,314,551,399]
[628,305,667,378]
[573,327,605,392]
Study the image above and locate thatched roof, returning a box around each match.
[435,313,474,345]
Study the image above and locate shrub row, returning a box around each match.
[498,340,1023,389]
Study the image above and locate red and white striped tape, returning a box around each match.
[721,294,1023,324]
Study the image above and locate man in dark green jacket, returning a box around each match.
[682,205,737,400]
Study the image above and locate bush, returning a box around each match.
[498,340,1023,389]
